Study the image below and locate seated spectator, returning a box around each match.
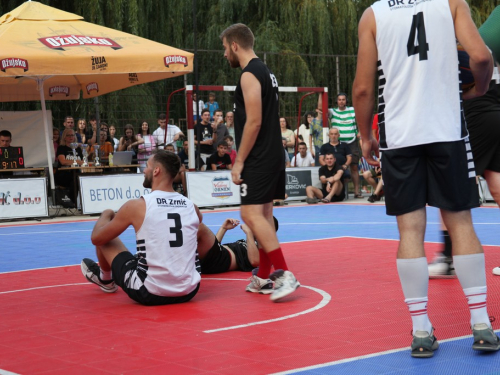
[362,165,381,195]
[291,142,315,167]
[282,137,291,168]
[208,141,232,170]
[224,135,237,165]
[89,129,114,164]
[118,124,140,155]
[225,111,235,139]
[165,143,176,153]
[99,122,114,144]
[60,116,82,143]
[178,140,205,171]
[54,129,84,204]
[367,175,384,203]
[0,130,12,147]
[305,152,345,203]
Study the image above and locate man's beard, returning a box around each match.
[143,173,152,189]
[228,49,239,68]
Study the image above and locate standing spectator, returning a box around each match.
[178,139,205,171]
[204,92,219,120]
[295,111,313,151]
[85,117,98,146]
[192,93,204,121]
[310,105,324,165]
[225,111,235,139]
[194,108,215,162]
[118,124,140,155]
[152,114,184,152]
[60,116,82,142]
[224,135,237,165]
[305,152,344,203]
[136,121,156,172]
[291,142,315,167]
[208,141,233,170]
[329,93,362,198]
[282,138,291,167]
[280,117,295,160]
[108,125,120,152]
[76,119,89,144]
[212,109,229,150]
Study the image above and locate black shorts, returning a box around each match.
[381,140,479,216]
[467,111,500,175]
[112,252,199,306]
[321,184,345,202]
[348,139,361,165]
[240,169,286,205]
[225,240,253,272]
[199,238,231,274]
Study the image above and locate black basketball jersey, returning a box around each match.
[233,58,284,171]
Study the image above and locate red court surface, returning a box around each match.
[1,237,500,374]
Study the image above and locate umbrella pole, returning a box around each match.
[38,78,56,205]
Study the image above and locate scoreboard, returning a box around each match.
[0,147,25,169]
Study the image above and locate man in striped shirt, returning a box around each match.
[329,93,362,198]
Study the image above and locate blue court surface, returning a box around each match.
[1,203,500,374]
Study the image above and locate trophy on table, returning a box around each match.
[69,143,79,167]
[94,144,101,166]
[81,144,89,167]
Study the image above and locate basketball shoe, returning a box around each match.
[269,269,300,301]
[81,258,118,293]
[428,254,455,278]
[245,268,273,294]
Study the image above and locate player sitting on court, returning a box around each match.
[81,150,201,306]
[197,217,279,280]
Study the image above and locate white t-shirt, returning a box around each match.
[372,0,466,150]
[152,125,182,151]
[130,190,201,297]
[291,151,315,167]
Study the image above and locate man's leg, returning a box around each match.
[306,186,323,203]
[363,170,377,190]
[323,181,343,202]
[197,223,217,258]
[368,177,384,203]
[350,164,361,196]
[483,170,500,275]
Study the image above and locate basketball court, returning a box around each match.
[1,202,500,374]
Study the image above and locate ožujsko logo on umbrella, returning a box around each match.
[1,58,28,72]
[164,55,188,67]
[38,35,122,51]
[91,56,108,71]
[86,82,99,94]
[49,86,70,97]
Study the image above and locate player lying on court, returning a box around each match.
[198,216,279,282]
[81,150,202,306]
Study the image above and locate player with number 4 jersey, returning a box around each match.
[354,0,497,358]
[81,150,201,306]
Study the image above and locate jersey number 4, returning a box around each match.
[407,12,429,61]
[168,213,183,247]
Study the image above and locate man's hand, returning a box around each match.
[362,137,380,166]
[326,181,332,193]
[222,218,240,230]
[231,160,244,185]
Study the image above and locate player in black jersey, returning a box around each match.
[220,23,299,301]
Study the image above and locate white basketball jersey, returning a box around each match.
[130,190,201,297]
[371,0,468,150]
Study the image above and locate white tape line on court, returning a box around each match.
[203,280,331,334]
[0,283,89,294]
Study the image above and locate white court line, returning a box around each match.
[0,283,89,294]
[203,281,331,334]
[271,329,500,375]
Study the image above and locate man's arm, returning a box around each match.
[452,0,494,99]
[215,218,240,242]
[352,7,379,166]
[91,199,145,246]
[174,129,184,141]
[344,155,352,170]
[319,155,326,166]
[231,72,262,185]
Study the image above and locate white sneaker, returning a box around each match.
[428,255,455,278]
[492,267,500,276]
[245,269,273,294]
[81,258,118,293]
[269,270,300,301]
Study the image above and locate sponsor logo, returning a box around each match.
[91,56,108,71]
[128,73,139,83]
[285,171,311,196]
[164,55,188,67]
[49,86,70,97]
[86,82,99,94]
[0,191,42,205]
[0,58,28,72]
[38,35,122,50]
[211,176,233,199]
[156,197,187,206]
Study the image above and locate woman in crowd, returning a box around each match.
[76,118,89,145]
[136,120,156,172]
[280,117,295,160]
[89,128,114,164]
[54,129,84,199]
[118,124,140,155]
[84,118,98,146]
[295,111,313,153]
[52,128,60,165]
[109,124,120,152]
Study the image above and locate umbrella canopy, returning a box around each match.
[0,1,193,101]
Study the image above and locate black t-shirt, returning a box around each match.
[318,163,343,189]
[194,122,214,154]
[319,142,352,166]
[208,153,232,170]
[233,58,284,172]
[178,149,205,169]
[55,145,83,188]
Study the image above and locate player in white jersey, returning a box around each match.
[353,0,497,358]
[81,150,202,305]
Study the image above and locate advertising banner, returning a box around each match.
[285,168,313,200]
[0,177,48,219]
[79,174,151,214]
[186,171,241,207]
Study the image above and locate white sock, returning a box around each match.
[405,297,433,335]
[464,286,491,328]
[100,269,112,281]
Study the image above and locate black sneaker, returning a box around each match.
[367,194,381,203]
[411,329,439,358]
[81,258,118,293]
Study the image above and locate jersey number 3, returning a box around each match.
[168,213,183,247]
[407,12,429,61]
